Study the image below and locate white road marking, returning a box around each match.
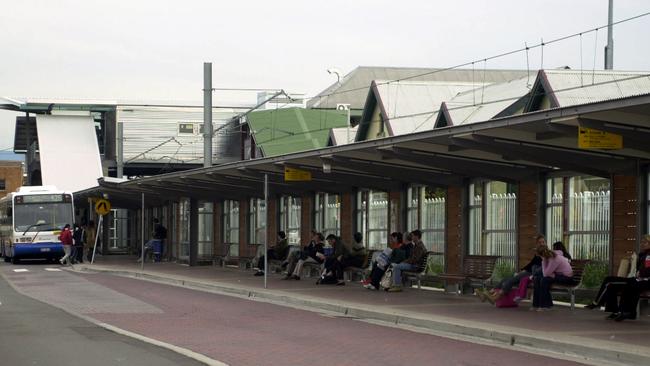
[13,269,29,273]
[44,268,62,272]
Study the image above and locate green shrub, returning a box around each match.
[581,261,609,289]
[492,261,516,283]
[426,256,444,275]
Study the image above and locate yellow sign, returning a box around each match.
[94,198,112,216]
[284,167,312,182]
[578,127,622,149]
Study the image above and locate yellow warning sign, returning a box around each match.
[284,167,312,182]
[578,127,622,149]
[94,198,112,216]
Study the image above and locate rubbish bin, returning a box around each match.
[152,240,162,262]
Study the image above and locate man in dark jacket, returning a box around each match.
[386,230,427,292]
[612,234,650,321]
[255,231,288,276]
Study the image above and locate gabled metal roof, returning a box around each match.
[541,69,650,107]
[307,66,529,111]
[328,126,358,146]
[246,108,348,157]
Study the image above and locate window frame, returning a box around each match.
[406,185,446,253]
[248,197,266,245]
[355,189,388,250]
[313,192,340,237]
[222,200,240,256]
[279,195,301,245]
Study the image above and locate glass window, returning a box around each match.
[544,175,610,261]
[198,201,213,258]
[0,179,5,191]
[223,200,239,256]
[407,186,446,253]
[356,190,388,250]
[314,193,340,237]
[248,198,266,245]
[468,181,517,267]
[279,196,301,245]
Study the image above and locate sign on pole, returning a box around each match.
[94,198,111,216]
[578,127,623,149]
[284,167,312,181]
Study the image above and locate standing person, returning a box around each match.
[255,231,288,276]
[386,230,427,292]
[58,224,73,265]
[531,244,574,311]
[72,223,85,264]
[477,234,546,304]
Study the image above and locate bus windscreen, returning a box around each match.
[13,202,73,232]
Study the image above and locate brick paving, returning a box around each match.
[4,258,650,365]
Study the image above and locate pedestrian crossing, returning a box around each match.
[12,268,63,273]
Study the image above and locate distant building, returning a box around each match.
[0,161,23,198]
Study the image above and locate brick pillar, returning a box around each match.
[389,190,402,235]
[446,186,462,274]
[518,180,539,269]
[214,200,223,256]
[239,200,248,251]
[301,193,313,244]
[340,192,354,242]
[266,197,277,245]
[611,175,638,273]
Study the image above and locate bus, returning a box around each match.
[0,186,74,264]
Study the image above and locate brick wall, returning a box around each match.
[301,193,313,244]
[340,192,354,242]
[611,175,638,273]
[0,162,23,199]
[266,197,277,245]
[518,180,539,269]
[445,186,462,273]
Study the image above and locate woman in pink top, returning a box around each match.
[532,243,574,311]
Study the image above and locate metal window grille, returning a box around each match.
[223,200,239,256]
[280,196,301,245]
[248,198,266,245]
[198,201,213,258]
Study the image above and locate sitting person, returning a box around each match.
[365,232,402,290]
[552,241,572,261]
[584,249,639,312]
[385,229,427,292]
[607,234,650,321]
[284,232,325,280]
[531,243,574,311]
[320,233,367,286]
[476,234,546,304]
[254,231,289,276]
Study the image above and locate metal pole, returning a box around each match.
[91,215,102,264]
[604,0,614,69]
[346,107,351,144]
[141,193,145,271]
[203,62,213,167]
[264,173,268,289]
[116,122,124,178]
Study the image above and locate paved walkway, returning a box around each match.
[74,256,650,365]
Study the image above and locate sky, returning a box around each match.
[1,0,650,154]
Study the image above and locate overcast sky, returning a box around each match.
[1,0,649,152]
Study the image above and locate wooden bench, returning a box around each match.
[343,249,378,281]
[216,244,261,270]
[433,255,500,294]
[403,251,443,289]
[547,259,589,311]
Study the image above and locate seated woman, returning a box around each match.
[365,232,403,290]
[476,234,546,304]
[531,244,574,311]
[608,234,650,321]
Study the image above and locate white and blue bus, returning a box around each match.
[0,186,74,264]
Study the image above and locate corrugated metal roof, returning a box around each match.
[444,76,532,125]
[544,70,650,107]
[329,126,358,146]
[375,80,475,136]
[308,66,529,110]
[247,108,348,157]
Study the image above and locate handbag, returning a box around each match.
[380,266,394,289]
